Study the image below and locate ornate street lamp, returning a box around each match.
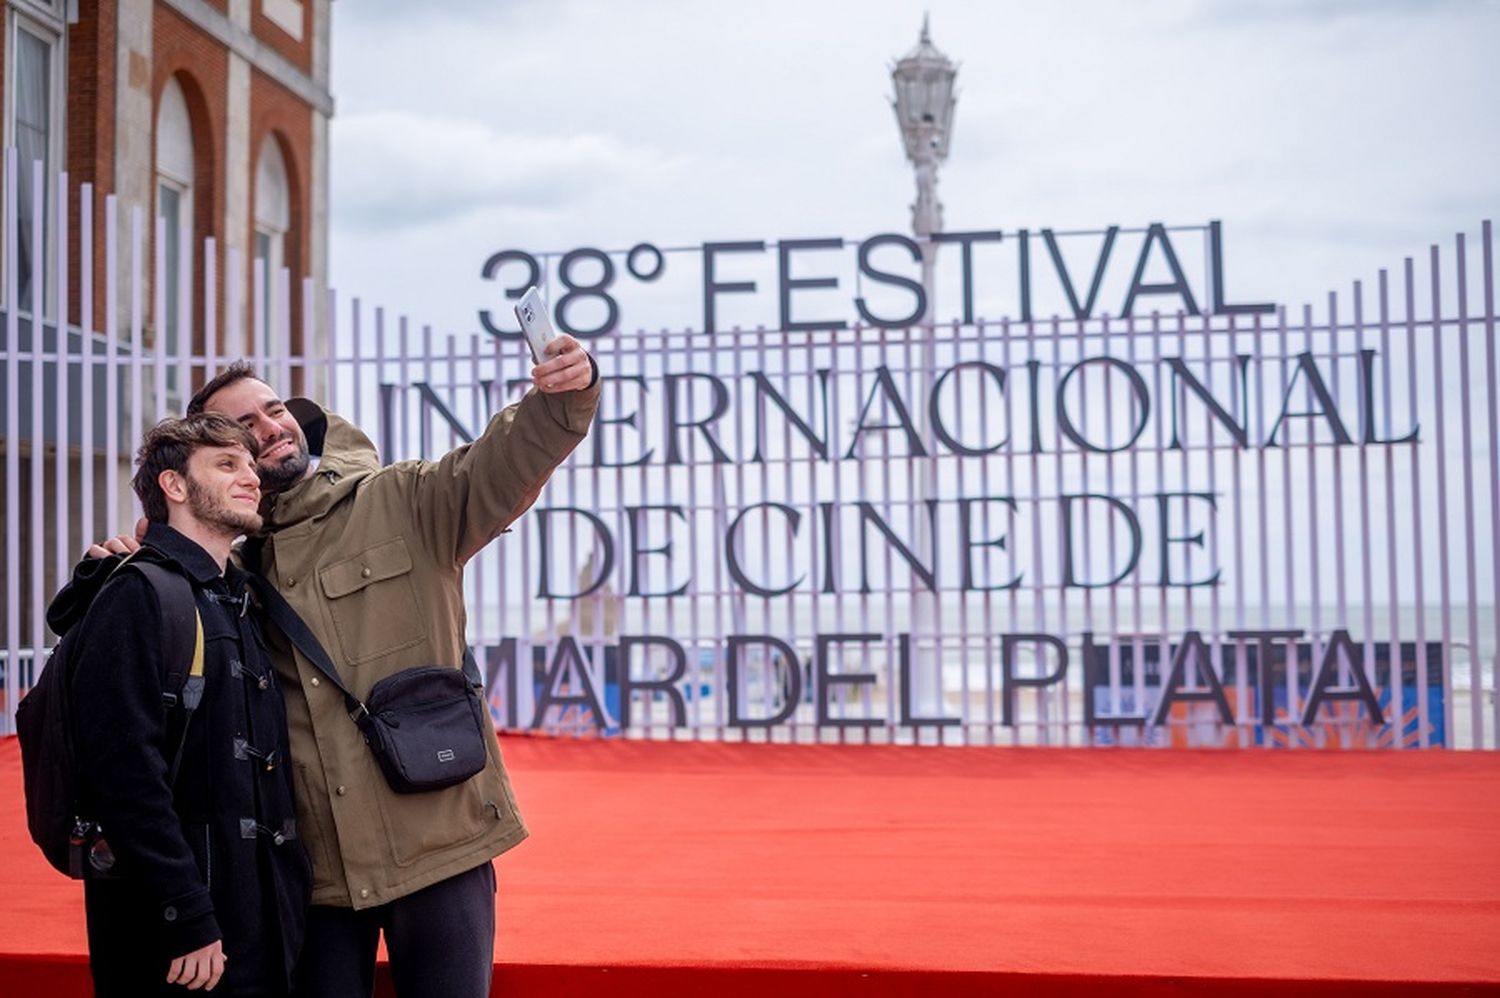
[890,15,958,241]
[889,16,958,729]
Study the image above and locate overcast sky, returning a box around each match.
[327,0,1500,338]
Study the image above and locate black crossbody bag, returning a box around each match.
[249,575,490,794]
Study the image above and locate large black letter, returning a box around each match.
[665,372,732,464]
[933,230,1004,324]
[1042,226,1117,320]
[899,633,961,727]
[618,635,689,729]
[1301,629,1385,725]
[591,374,655,467]
[1001,634,1069,726]
[725,502,806,597]
[726,635,802,728]
[854,234,926,328]
[702,241,765,335]
[1060,494,1142,589]
[1121,223,1200,317]
[1150,631,1234,725]
[532,637,609,730]
[1266,352,1353,446]
[1056,357,1151,453]
[626,504,689,597]
[857,500,938,594]
[845,366,927,459]
[816,633,882,728]
[778,238,847,332]
[959,496,1022,592]
[1359,348,1420,445]
[1154,491,1221,588]
[749,369,831,462]
[1165,355,1252,450]
[1208,221,1274,316]
[535,508,615,599]
[930,361,1009,456]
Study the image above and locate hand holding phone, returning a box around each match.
[513,287,560,364]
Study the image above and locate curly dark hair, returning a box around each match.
[186,360,262,416]
[132,413,260,523]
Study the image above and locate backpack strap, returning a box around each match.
[127,559,205,788]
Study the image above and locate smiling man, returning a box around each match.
[172,337,598,997]
[58,413,310,996]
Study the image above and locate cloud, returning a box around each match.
[331,111,687,232]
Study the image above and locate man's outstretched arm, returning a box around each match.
[410,334,601,565]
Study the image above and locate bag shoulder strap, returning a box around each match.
[124,557,205,786]
[248,575,365,718]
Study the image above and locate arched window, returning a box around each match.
[254,137,290,358]
[155,76,194,391]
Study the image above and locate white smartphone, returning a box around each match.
[513,286,560,364]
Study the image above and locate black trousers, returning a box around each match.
[293,862,497,998]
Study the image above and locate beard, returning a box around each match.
[257,431,312,494]
[186,474,264,537]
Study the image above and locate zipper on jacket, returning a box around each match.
[204,825,213,890]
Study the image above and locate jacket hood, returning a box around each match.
[263,400,382,530]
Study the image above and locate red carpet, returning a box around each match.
[1,735,1498,996]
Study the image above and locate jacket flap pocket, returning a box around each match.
[319,538,414,599]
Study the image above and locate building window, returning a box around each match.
[262,0,304,41]
[254,137,290,358]
[7,11,64,317]
[155,76,195,395]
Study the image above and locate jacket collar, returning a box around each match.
[261,403,381,531]
[143,521,227,584]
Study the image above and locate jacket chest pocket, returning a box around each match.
[318,538,427,665]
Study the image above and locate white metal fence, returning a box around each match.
[2,155,1496,748]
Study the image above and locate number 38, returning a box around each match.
[478,247,621,339]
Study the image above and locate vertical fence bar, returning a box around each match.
[104,196,119,535]
[80,184,95,575]
[1429,246,1456,746]
[175,211,191,409]
[1403,258,1431,746]
[152,215,168,421]
[54,170,70,593]
[4,147,20,729]
[301,276,315,400]
[1483,221,1500,748]
[226,246,242,364]
[128,206,145,522]
[1377,271,1401,748]
[277,267,292,392]
[1353,281,1377,744]
[203,237,218,389]
[1454,233,1483,749]
[29,159,48,690]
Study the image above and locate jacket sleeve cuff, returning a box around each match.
[543,360,602,434]
[159,888,221,956]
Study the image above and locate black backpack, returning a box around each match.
[15,549,205,879]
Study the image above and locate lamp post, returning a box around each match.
[890,16,958,731]
[891,13,958,298]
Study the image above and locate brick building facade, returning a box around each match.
[0,0,331,636]
[2,0,331,360]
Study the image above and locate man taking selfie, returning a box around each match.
[87,335,599,997]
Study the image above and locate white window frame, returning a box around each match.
[3,2,67,319]
[262,0,304,41]
[253,137,290,360]
[155,75,196,400]
[157,177,190,395]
